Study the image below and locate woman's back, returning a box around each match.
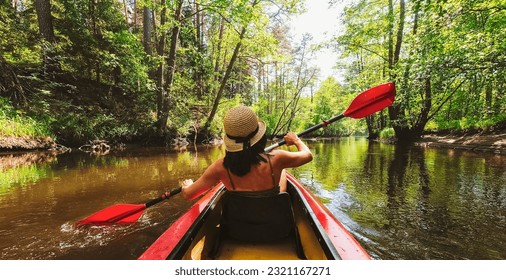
[181,105,312,199]
[221,155,278,192]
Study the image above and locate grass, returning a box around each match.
[0,98,52,138]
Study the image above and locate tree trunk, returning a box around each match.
[413,77,432,135]
[89,0,101,82]
[157,0,184,136]
[123,0,129,25]
[143,6,152,54]
[34,0,58,78]
[34,0,55,42]
[214,18,225,76]
[393,0,405,65]
[156,3,167,134]
[195,1,202,47]
[366,116,379,140]
[485,82,493,116]
[387,0,394,69]
[194,1,204,100]
[387,0,407,139]
[134,0,138,29]
[205,27,247,131]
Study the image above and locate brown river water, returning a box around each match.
[1,138,505,260]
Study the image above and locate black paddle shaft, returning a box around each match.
[145,187,182,208]
[264,113,345,152]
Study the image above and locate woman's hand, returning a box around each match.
[284,132,301,146]
[181,179,194,188]
[281,132,313,165]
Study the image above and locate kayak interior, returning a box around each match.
[167,184,337,259]
[138,173,369,260]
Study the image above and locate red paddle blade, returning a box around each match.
[76,204,146,226]
[344,82,396,118]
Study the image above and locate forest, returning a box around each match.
[1,0,505,148]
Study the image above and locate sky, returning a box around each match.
[287,0,347,81]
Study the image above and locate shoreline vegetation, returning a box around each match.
[2,1,505,157]
[2,129,505,155]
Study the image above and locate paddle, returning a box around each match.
[76,187,182,226]
[77,82,395,226]
[264,82,396,152]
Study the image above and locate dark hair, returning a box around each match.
[223,134,268,176]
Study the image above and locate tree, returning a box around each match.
[270,34,318,136]
[143,5,152,54]
[34,0,58,77]
[156,0,184,136]
[336,0,506,141]
[204,0,261,132]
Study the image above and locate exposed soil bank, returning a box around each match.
[0,136,57,151]
[415,132,506,154]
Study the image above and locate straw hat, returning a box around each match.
[223,106,266,152]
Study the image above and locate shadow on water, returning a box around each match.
[370,143,453,259]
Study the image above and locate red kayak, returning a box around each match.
[138,173,370,260]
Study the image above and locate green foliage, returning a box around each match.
[5,0,503,147]
[308,77,365,136]
[52,111,140,144]
[335,0,506,139]
[0,2,41,65]
[0,98,52,138]
[102,30,152,90]
[379,128,395,139]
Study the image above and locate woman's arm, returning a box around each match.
[276,132,313,167]
[181,161,221,200]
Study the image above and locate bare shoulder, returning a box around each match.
[267,149,288,158]
[204,158,225,176]
[267,149,312,168]
[266,150,291,163]
[209,158,224,167]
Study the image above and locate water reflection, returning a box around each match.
[292,138,506,260]
[0,151,59,193]
[0,147,225,260]
[1,140,505,260]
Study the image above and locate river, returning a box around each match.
[1,138,505,260]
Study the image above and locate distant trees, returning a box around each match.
[1,0,504,143]
[1,0,311,141]
[335,0,506,141]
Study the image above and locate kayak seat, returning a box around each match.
[209,191,306,259]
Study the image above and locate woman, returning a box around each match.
[181,105,312,200]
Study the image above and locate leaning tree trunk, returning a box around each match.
[387,0,409,141]
[204,27,247,131]
[155,3,167,136]
[157,0,184,137]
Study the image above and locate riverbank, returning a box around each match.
[414,131,506,154]
[0,136,56,151]
[2,130,506,154]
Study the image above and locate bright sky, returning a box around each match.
[288,0,347,81]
